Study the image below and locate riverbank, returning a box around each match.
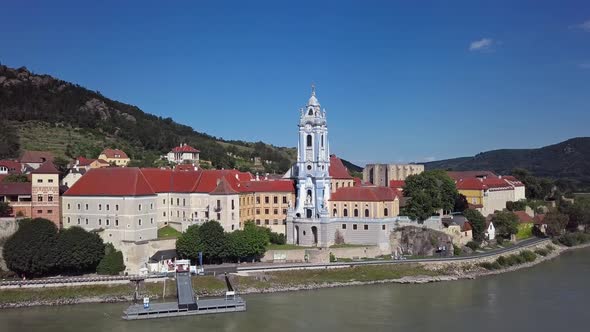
[1,240,588,309]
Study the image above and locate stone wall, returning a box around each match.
[261,246,384,263]
[119,238,177,274]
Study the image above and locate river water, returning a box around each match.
[1,248,589,332]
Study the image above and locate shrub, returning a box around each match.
[329,252,336,263]
[535,248,549,256]
[466,241,479,251]
[496,237,504,246]
[479,261,501,270]
[546,244,555,252]
[453,244,462,256]
[96,244,125,275]
[496,256,508,266]
[268,232,286,245]
[519,250,537,263]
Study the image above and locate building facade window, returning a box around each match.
[353,224,357,230]
[364,224,369,230]
[342,224,346,229]
[364,209,369,218]
[37,195,43,202]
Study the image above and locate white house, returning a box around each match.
[166,144,200,165]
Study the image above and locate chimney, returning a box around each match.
[256,172,259,181]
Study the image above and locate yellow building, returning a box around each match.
[330,186,400,219]
[98,148,130,166]
[239,180,296,234]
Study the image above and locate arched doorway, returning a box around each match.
[311,226,318,246]
[294,226,300,245]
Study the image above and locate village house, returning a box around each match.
[19,150,54,169]
[165,143,200,165]
[0,162,61,227]
[98,148,130,166]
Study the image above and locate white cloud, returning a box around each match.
[469,38,495,52]
[573,19,590,32]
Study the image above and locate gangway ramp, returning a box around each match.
[176,271,197,310]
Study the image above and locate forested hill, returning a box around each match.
[424,137,590,190]
[0,64,295,172]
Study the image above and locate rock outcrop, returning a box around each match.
[390,226,454,257]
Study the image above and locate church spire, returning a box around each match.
[307,83,320,107]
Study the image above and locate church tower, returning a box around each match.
[292,85,331,219]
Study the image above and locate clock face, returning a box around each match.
[305,124,311,130]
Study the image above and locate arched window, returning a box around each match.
[308,108,313,116]
[306,135,312,147]
[336,182,339,189]
[365,209,370,217]
[333,208,337,217]
[354,209,359,217]
[384,208,389,217]
[321,135,324,147]
[343,209,348,217]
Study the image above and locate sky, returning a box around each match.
[1,0,590,166]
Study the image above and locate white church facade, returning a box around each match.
[286,87,400,250]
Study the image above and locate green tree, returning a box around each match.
[506,200,527,211]
[402,170,458,221]
[242,221,269,259]
[2,174,29,183]
[176,224,204,262]
[3,218,58,277]
[543,211,569,237]
[453,194,469,213]
[463,209,486,241]
[0,120,20,159]
[490,211,519,240]
[0,201,11,217]
[53,227,105,274]
[199,220,228,263]
[96,243,126,275]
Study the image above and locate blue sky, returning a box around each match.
[2,1,590,165]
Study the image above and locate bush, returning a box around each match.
[496,237,504,246]
[4,218,58,277]
[96,244,125,275]
[546,244,555,252]
[466,241,479,251]
[329,252,336,262]
[479,261,501,270]
[535,248,549,256]
[268,231,286,245]
[496,256,508,266]
[453,244,462,256]
[519,250,537,262]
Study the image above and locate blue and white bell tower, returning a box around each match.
[292,85,331,219]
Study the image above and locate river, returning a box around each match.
[1,248,588,332]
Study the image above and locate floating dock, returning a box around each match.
[123,261,246,320]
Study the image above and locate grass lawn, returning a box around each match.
[266,244,308,250]
[158,225,182,239]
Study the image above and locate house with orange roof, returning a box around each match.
[98,148,130,166]
[453,171,527,216]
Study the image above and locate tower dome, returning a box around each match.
[307,84,320,107]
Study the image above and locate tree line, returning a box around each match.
[176,220,285,264]
[3,218,125,277]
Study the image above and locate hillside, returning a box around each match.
[0,65,295,172]
[424,137,590,190]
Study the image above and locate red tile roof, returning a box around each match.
[0,182,31,195]
[171,144,200,153]
[461,222,473,232]
[20,151,54,164]
[64,168,155,196]
[514,211,534,224]
[389,180,405,189]
[0,160,22,174]
[329,155,352,179]
[456,178,487,190]
[240,180,295,193]
[31,162,60,174]
[331,186,399,202]
[76,157,96,166]
[210,177,239,195]
[100,148,129,159]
